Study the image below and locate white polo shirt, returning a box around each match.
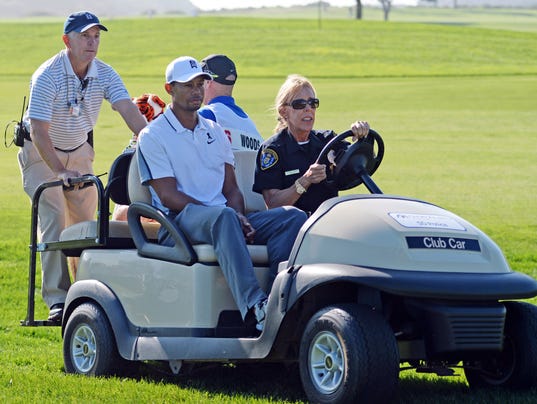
[138,107,234,214]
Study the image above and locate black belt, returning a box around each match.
[54,143,86,153]
[25,130,94,151]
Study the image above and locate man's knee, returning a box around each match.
[213,206,242,234]
[282,206,308,227]
[217,206,239,223]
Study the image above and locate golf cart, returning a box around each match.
[22,130,537,403]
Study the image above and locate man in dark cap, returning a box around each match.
[18,11,146,323]
[199,54,263,151]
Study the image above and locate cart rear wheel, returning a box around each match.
[299,304,399,403]
[63,302,117,376]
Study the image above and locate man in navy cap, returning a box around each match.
[199,54,263,152]
[18,11,146,323]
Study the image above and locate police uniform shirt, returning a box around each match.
[253,129,338,214]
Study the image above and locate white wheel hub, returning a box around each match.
[71,324,97,373]
[309,331,345,394]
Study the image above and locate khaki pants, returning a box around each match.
[18,141,97,308]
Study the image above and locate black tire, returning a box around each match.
[299,304,399,404]
[464,301,537,389]
[63,302,118,376]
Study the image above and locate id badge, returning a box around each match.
[70,105,80,117]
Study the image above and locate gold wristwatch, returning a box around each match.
[295,179,307,195]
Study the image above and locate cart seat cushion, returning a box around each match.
[233,150,266,213]
[59,220,268,265]
[128,151,152,205]
[193,244,268,265]
[60,220,160,242]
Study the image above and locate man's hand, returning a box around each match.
[237,212,256,244]
[57,168,82,187]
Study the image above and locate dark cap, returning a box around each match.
[201,54,237,85]
[64,11,108,34]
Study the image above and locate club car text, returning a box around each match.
[406,236,481,252]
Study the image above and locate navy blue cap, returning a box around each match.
[201,54,237,85]
[64,11,108,34]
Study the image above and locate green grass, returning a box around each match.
[2,12,537,80]
[1,9,537,403]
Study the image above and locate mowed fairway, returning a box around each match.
[1,9,536,403]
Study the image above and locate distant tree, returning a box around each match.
[378,0,392,21]
[422,0,438,6]
[355,0,363,19]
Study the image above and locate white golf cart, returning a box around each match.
[22,130,537,403]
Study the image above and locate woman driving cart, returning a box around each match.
[253,74,370,215]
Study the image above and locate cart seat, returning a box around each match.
[233,150,267,214]
[127,149,269,266]
[59,151,160,254]
[59,219,160,245]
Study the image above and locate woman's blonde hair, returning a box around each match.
[273,74,316,133]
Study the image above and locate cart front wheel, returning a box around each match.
[464,301,537,389]
[299,304,399,404]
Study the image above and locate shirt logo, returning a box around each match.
[260,149,278,170]
[224,129,232,143]
[206,132,215,144]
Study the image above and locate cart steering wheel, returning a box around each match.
[315,129,384,191]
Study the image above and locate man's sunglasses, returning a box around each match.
[287,98,320,110]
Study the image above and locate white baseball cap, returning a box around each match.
[165,56,212,84]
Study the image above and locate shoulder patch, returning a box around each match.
[321,130,335,139]
[260,148,279,170]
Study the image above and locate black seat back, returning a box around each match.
[107,149,135,205]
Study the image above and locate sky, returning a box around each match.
[190,0,367,11]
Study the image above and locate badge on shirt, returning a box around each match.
[69,104,80,117]
[260,149,278,170]
[285,169,299,176]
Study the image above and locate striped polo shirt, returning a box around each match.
[28,49,131,150]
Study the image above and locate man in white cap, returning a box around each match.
[19,11,146,323]
[199,54,263,151]
[137,56,307,332]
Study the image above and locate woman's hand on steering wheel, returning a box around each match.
[315,128,384,191]
[302,163,327,187]
[350,121,370,141]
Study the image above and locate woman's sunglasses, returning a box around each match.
[287,98,320,110]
